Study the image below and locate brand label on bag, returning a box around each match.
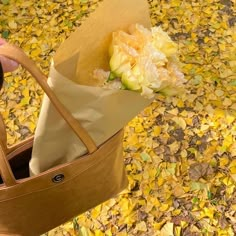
[52,174,65,183]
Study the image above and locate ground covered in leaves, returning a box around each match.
[0,0,236,235]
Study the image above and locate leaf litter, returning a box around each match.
[0,0,236,235]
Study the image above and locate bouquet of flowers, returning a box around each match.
[95,24,185,98]
[30,0,185,175]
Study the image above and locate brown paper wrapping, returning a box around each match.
[30,0,153,175]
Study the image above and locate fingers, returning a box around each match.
[0,55,19,73]
[0,38,7,45]
[0,38,19,73]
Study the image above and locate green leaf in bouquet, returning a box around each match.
[121,83,127,90]
[107,71,117,81]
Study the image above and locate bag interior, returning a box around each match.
[0,147,32,184]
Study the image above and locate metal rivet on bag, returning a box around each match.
[52,174,65,183]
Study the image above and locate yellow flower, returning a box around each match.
[109,45,132,77]
[151,26,178,57]
[121,70,141,90]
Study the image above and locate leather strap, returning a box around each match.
[0,114,7,153]
[0,145,16,186]
[0,44,98,186]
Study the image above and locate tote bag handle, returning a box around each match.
[0,44,97,186]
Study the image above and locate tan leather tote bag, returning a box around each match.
[0,45,128,236]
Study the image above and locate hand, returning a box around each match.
[0,38,19,73]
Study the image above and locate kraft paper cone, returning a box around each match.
[53,0,151,85]
[30,0,153,175]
